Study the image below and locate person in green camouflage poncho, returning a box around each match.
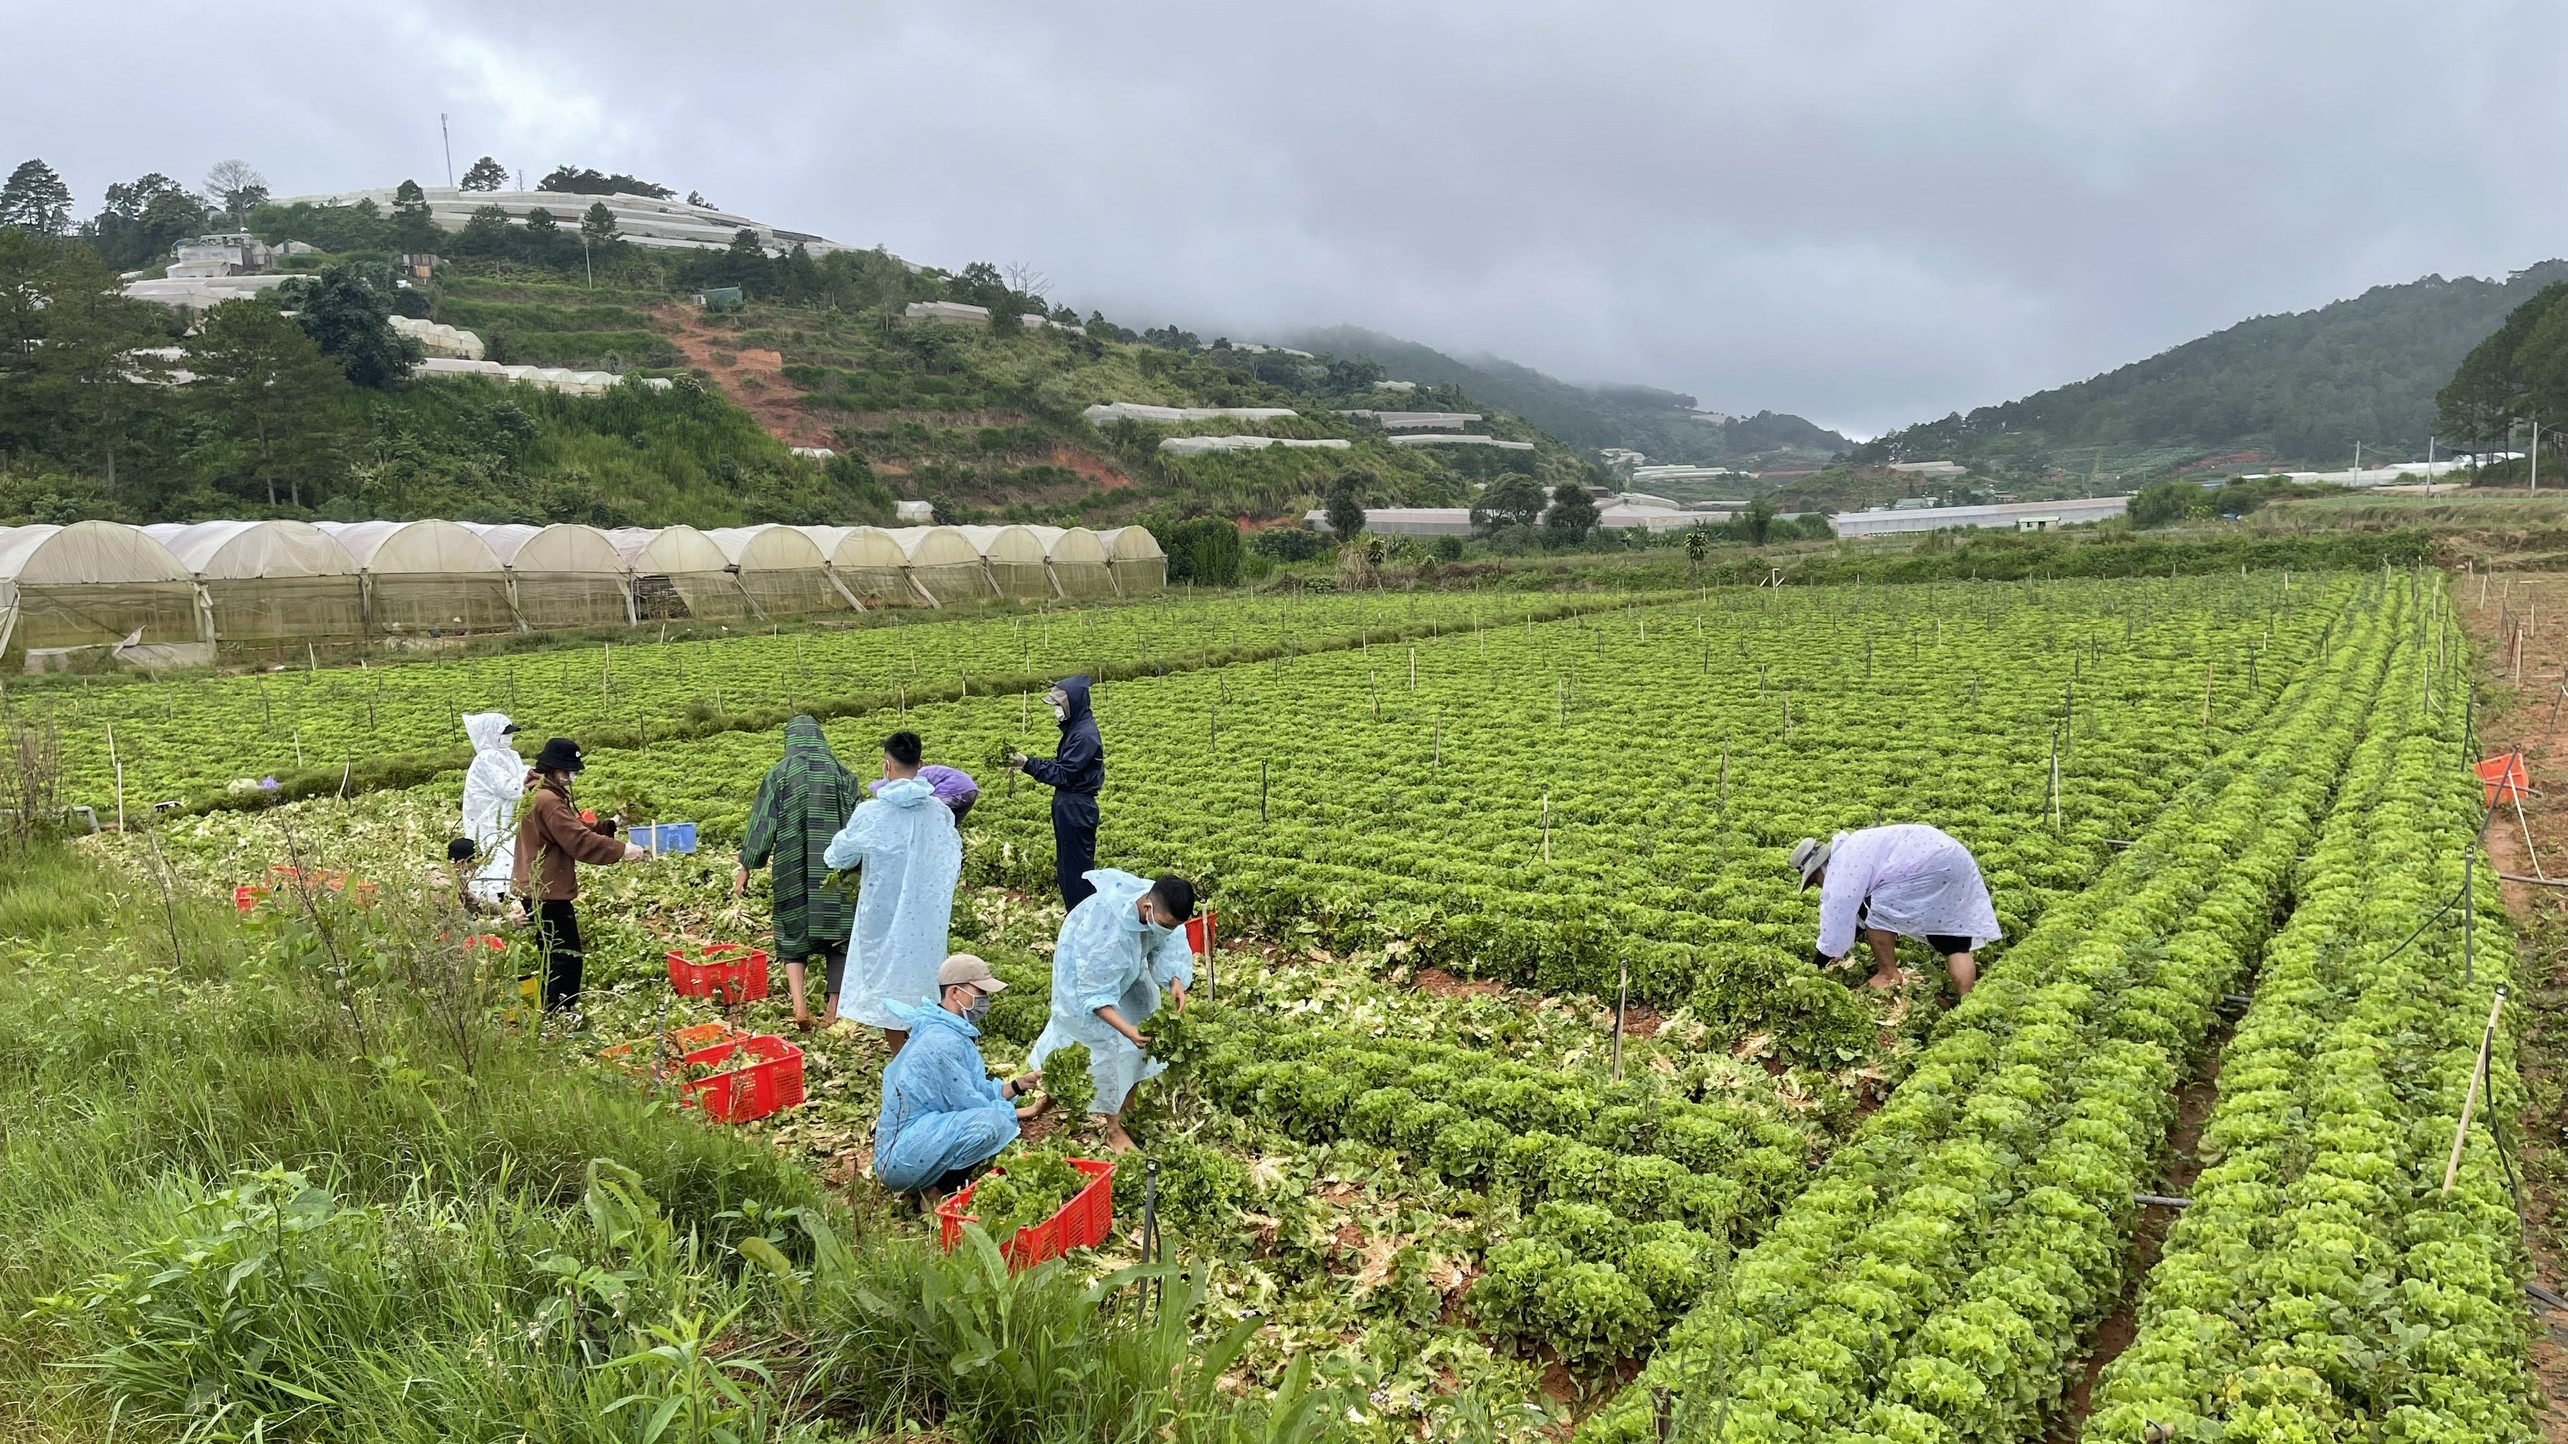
[735,716,863,1029]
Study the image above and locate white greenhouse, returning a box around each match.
[1097,527,1168,594]
[886,526,995,605]
[794,526,921,607]
[1029,526,1117,598]
[312,520,516,636]
[142,520,364,643]
[957,525,1054,601]
[461,523,634,630]
[704,525,855,618]
[607,526,758,622]
[0,522,213,668]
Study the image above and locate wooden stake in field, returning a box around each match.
[107,725,122,832]
[1541,786,1552,862]
[1260,760,1269,823]
[1410,644,1418,691]
[2442,985,2509,1196]
[1612,954,1630,1082]
[2203,661,2214,727]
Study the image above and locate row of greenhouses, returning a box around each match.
[0,521,1164,667]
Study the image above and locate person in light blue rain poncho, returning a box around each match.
[822,730,963,1049]
[874,954,1044,1197]
[1027,868,1197,1153]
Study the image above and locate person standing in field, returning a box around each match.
[735,715,865,1031]
[825,729,964,1052]
[1027,869,1196,1153]
[1009,675,1104,908]
[458,712,523,909]
[510,737,648,1022]
[1790,824,2000,995]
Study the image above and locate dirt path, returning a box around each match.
[2458,566,2568,1441]
[654,305,837,449]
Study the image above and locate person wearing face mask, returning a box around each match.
[1026,868,1197,1153]
[872,953,1045,1199]
[824,730,964,1051]
[1007,675,1104,909]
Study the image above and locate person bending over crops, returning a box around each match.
[1007,675,1104,908]
[1026,870,1196,1153]
[510,737,650,1024]
[736,716,865,1031]
[1790,824,1999,996]
[823,729,964,1052]
[874,953,1044,1200]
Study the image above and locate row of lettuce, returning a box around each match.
[2086,589,2529,1437]
[1573,572,2533,1442]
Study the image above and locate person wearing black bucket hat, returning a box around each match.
[510,737,649,1022]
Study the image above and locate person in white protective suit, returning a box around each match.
[458,712,525,909]
[1791,824,2001,996]
[1026,869,1197,1153]
[823,729,963,1051]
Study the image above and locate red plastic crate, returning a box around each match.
[675,1033,804,1123]
[667,943,770,1003]
[2479,751,2532,806]
[937,1158,1116,1269]
[1184,910,1216,957]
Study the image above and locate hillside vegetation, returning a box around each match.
[0,159,1607,531]
[1858,260,2568,482]
[1290,324,1850,471]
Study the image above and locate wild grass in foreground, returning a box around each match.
[0,844,1343,1443]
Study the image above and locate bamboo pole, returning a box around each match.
[1541,786,1551,862]
[2443,986,2509,1195]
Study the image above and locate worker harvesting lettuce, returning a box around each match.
[872,953,1045,1199]
[1027,868,1196,1153]
[1791,824,1999,995]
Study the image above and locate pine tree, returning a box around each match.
[0,159,73,234]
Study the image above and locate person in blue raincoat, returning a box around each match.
[874,954,1045,1198]
[823,730,963,1051]
[1026,868,1197,1153]
[1008,676,1104,908]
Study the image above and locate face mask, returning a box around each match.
[1052,704,1068,721]
[961,990,992,1023]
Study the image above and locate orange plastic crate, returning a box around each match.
[598,1021,748,1075]
[667,944,769,1003]
[675,1033,804,1123]
[937,1159,1116,1269]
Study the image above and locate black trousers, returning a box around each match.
[1052,793,1099,908]
[533,899,585,1011]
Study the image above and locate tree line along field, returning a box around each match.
[61,567,2536,1442]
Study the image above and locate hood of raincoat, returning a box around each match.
[463,712,517,756]
[869,775,940,808]
[778,713,834,764]
[1077,868,1156,930]
[1054,674,1092,730]
[883,995,977,1038]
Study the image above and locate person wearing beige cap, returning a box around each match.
[872,953,1046,1196]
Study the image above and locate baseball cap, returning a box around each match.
[1788,836,1833,890]
[937,953,1008,992]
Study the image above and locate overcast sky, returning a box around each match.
[6,0,2564,437]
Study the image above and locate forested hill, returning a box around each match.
[1856,261,2568,479]
[1288,325,1851,469]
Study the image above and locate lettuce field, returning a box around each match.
[66,565,2539,1443]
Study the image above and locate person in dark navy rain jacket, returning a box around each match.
[1009,675,1105,908]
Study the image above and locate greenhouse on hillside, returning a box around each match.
[704,525,854,618]
[313,521,516,636]
[0,522,213,669]
[886,527,995,605]
[607,526,758,622]
[958,525,1054,600]
[140,520,364,643]
[1098,526,1168,594]
[461,523,634,630]
[1030,526,1117,598]
[795,526,921,607]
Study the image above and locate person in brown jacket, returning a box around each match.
[511,737,646,1019]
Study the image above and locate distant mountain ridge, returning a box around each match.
[1855,261,2568,478]
[1286,324,1851,470]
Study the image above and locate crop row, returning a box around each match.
[1577,572,2412,1443]
[17,584,1565,808]
[2085,608,2533,1439]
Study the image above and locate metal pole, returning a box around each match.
[1612,955,1629,1081]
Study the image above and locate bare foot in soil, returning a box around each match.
[1100,1119,1138,1153]
[1868,969,1908,991]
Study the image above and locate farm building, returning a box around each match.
[0,522,212,668]
[1338,410,1481,430]
[142,520,364,642]
[1829,496,2129,537]
[1300,507,1477,538]
[312,520,516,636]
[1385,434,1535,450]
[1158,436,1351,456]
[275,186,863,258]
[1082,403,1298,425]
[460,523,633,630]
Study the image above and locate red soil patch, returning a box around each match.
[655,305,836,449]
[1415,966,1505,1001]
[1049,444,1134,491]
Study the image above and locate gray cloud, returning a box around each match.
[5,0,2562,436]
